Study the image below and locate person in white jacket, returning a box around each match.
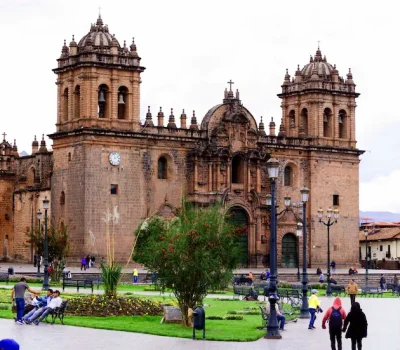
[26,290,62,325]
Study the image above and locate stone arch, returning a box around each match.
[338,109,347,139]
[232,153,245,184]
[289,110,296,128]
[281,232,298,268]
[98,84,110,118]
[74,85,80,119]
[323,107,333,137]
[228,205,250,267]
[300,108,308,135]
[117,86,129,120]
[62,88,69,122]
[157,153,173,180]
[27,167,36,186]
[283,162,297,187]
[155,203,177,219]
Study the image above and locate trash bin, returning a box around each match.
[7,267,14,275]
[192,306,206,340]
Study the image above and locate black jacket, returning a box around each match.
[343,310,368,339]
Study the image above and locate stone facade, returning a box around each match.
[0,17,364,267]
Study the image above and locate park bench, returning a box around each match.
[331,285,346,296]
[387,283,400,296]
[45,300,68,325]
[360,286,383,297]
[253,283,269,301]
[233,276,253,285]
[83,275,104,290]
[233,285,253,299]
[62,277,93,293]
[0,272,9,284]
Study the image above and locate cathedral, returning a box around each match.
[0,15,363,267]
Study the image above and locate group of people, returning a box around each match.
[11,277,63,326]
[308,289,368,350]
[80,255,96,270]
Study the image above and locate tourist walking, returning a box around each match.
[379,274,386,290]
[91,256,96,268]
[308,289,322,329]
[331,260,336,274]
[342,302,368,350]
[133,268,139,283]
[11,278,39,325]
[85,255,90,269]
[319,272,325,283]
[322,297,347,350]
[80,257,86,271]
[346,279,358,305]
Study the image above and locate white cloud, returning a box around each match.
[360,170,400,213]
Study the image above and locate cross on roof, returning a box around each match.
[227,79,234,91]
[2,132,6,141]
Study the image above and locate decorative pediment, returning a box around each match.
[156,204,177,219]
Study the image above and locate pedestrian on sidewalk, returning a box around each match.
[379,274,386,290]
[322,297,347,350]
[85,255,90,269]
[331,260,336,274]
[319,272,325,283]
[308,289,322,330]
[342,302,368,350]
[133,268,138,283]
[346,279,358,305]
[80,257,86,271]
[10,278,39,325]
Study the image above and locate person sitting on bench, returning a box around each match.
[25,290,62,325]
[265,301,286,330]
[23,289,53,322]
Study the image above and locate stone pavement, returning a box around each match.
[0,297,398,350]
[1,263,398,275]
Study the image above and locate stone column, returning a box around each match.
[226,159,231,190]
[256,160,261,193]
[216,161,220,192]
[193,156,198,193]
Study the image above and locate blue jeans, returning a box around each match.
[15,298,25,322]
[133,276,138,283]
[277,314,286,330]
[308,308,317,328]
[23,307,38,321]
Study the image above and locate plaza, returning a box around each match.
[1,297,398,350]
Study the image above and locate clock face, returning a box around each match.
[109,152,121,166]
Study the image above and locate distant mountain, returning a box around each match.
[19,150,28,157]
[360,211,400,223]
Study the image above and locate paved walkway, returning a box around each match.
[1,263,398,275]
[1,297,398,349]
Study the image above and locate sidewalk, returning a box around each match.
[1,263,398,275]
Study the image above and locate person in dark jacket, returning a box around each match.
[379,274,386,290]
[342,302,368,350]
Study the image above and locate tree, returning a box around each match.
[26,222,70,283]
[133,203,242,326]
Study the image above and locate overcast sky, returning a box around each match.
[0,0,399,213]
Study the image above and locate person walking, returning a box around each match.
[80,257,86,271]
[331,260,336,274]
[379,274,386,290]
[319,272,325,283]
[85,255,90,270]
[322,297,347,350]
[346,279,358,305]
[133,268,139,283]
[91,256,96,268]
[394,274,399,293]
[308,289,322,330]
[10,278,39,325]
[342,302,368,350]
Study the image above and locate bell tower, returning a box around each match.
[53,15,145,132]
[278,46,359,148]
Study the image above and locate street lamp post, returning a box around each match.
[264,158,281,339]
[42,197,50,290]
[364,230,369,288]
[36,209,42,278]
[317,208,339,297]
[299,186,310,318]
[296,222,302,282]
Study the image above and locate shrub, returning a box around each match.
[0,303,9,310]
[206,315,224,320]
[224,315,243,320]
[227,310,237,314]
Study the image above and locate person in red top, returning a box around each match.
[322,297,347,350]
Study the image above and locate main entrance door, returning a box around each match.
[282,233,298,268]
[229,206,249,267]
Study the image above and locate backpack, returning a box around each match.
[329,307,342,329]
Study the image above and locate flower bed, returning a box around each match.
[66,295,163,317]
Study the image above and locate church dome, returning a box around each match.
[300,47,335,81]
[78,15,120,50]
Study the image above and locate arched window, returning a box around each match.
[74,85,80,119]
[60,191,65,205]
[338,109,347,138]
[62,88,69,122]
[300,108,308,135]
[232,154,244,184]
[27,167,35,186]
[284,166,292,186]
[323,108,332,137]
[289,110,295,128]
[117,86,128,120]
[68,152,71,162]
[158,157,167,179]
[98,84,109,118]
